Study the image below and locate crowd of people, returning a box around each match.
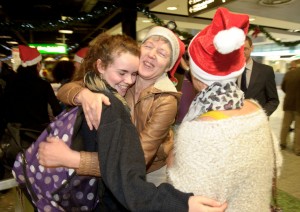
[1,6,295,212]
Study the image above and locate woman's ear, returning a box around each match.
[191,73,206,92]
[96,59,104,74]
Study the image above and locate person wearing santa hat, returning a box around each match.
[3,45,62,132]
[46,26,187,186]
[167,8,282,211]
[72,47,89,81]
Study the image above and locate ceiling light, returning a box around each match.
[58,29,73,34]
[167,6,177,11]
[6,41,18,45]
[288,29,300,32]
[60,57,70,61]
[142,20,151,23]
[249,18,255,22]
[0,35,12,39]
[61,16,68,21]
[44,57,55,61]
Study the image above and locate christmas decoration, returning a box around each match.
[0,4,298,48]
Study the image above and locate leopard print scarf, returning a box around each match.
[182,81,244,122]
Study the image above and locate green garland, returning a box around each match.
[138,6,300,47]
[0,4,299,47]
[249,25,300,47]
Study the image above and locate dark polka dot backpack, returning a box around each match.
[12,107,99,211]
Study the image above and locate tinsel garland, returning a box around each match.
[0,4,299,47]
[138,6,300,47]
[248,25,300,47]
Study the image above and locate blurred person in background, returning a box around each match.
[72,47,89,81]
[51,60,76,95]
[237,35,279,117]
[280,59,300,155]
[0,61,16,136]
[3,45,62,132]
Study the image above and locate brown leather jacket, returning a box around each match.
[57,74,181,174]
[126,74,181,172]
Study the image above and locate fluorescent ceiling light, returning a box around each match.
[58,29,73,34]
[167,6,177,11]
[0,35,12,39]
[6,41,18,45]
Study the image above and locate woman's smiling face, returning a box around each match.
[138,36,172,81]
[97,52,139,96]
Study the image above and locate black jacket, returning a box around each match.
[244,60,279,116]
[75,90,192,211]
[3,68,62,131]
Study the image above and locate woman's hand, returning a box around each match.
[38,136,80,168]
[76,88,110,130]
[188,196,227,212]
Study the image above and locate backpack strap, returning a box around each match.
[200,111,229,120]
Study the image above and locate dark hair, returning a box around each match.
[74,33,140,81]
[245,35,253,47]
[16,64,39,76]
[52,60,75,83]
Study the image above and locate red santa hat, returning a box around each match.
[188,7,249,86]
[142,26,185,85]
[18,45,42,67]
[74,47,89,64]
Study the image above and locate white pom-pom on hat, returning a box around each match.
[213,27,245,54]
[188,7,250,85]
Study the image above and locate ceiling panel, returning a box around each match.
[0,0,299,59]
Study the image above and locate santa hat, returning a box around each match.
[74,47,89,63]
[18,45,42,67]
[142,26,185,85]
[188,7,249,86]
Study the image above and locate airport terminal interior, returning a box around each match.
[1,0,300,211]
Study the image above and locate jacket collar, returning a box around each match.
[153,73,177,92]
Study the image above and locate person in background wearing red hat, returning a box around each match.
[167,8,282,211]
[72,47,89,81]
[3,45,62,133]
[1,46,62,199]
[51,26,186,187]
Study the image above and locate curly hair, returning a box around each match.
[73,33,140,81]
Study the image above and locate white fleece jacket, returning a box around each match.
[167,108,282,212]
